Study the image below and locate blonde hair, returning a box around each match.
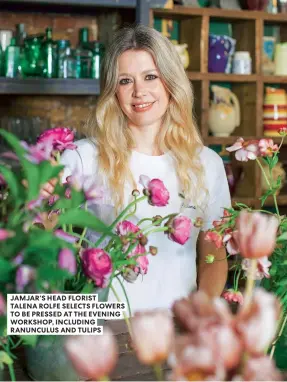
[84,24,206,212]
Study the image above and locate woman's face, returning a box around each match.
[116,49,169,129]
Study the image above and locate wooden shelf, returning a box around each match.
[232,197,257,206]
[206,136,257,145]
[263,75,287,83]
[187,72,258,82]
[0,78,100,95]
[264,195,287,207]
[153,6,287,23]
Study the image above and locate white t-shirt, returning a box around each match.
[61,139,231,314]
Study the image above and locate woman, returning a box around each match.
[44,24,230,314]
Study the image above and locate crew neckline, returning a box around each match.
[131,149,170,160]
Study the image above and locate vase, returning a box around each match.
[263,87,287,137]
[24,287,109,381]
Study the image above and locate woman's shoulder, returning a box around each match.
[199,145,224,168]
[74,138,98,157]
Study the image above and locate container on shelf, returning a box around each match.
[21,34,45,77]
[76,27,93,78]
[90,41,105,79]
[57,40,71,78]
[62,48,77,79]
[5,37,20,78]
[263,87,287,137]
[42,27,57,78]
[208,34,236,74]
[274,43,287,75]
[262,36,276,75]
[208,85,241,137]
[232,51,252,75]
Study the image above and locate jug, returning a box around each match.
[274,43,287,75]
[208,34,236,73]
[208,85,240,137]
[172,40,190,69]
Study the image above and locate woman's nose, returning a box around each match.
[132,80,147,98]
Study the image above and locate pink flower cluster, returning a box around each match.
[171,288,282,381]
[226,137,279,162]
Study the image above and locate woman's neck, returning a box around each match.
[128,121,163,156]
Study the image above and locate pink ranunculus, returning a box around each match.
[37,127,77,152]
[168,215,192,245]
[64,327,118,380]
[116,220,140,236]
[139,175,170,207]
[0,174,6,187]
[0,294,6,316]
[16,265,35,292]
[236,211,279,259]
[128,244,149,275]
[222,289,244,305]
[66,172,104,205]
[236,287,281,355]
[131,310,175,365]
[242,256,272,280]
[258,138,279,157]
[223,229,240,255]
[58,248,77,275]
[226,137,259,161]
[22,140,54,164]
[54,229,78,244]
[81,248,112,288]
[205,230,223,248]
[0,229,15,241]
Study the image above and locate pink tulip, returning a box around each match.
[131,310,175,365]
[0,294,6,316]
[226,137,259,161]
[243,355,282,381]
[242,256,271,280]
[16,265,35,292]
[236,211,279,259]
[37,127,77,152]
[139,175,170,207]
[81,248,112,288]
[58,248,77,275]
[236,288,281,355]
[0,229,14,241]
[168,215,192,245]
[222,289,244,305]
[64,327,118,380]
[258,138,279,157]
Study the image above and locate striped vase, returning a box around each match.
[263,87,287,137]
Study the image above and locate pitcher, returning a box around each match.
[208,85,241,137]
[208,35,236,73]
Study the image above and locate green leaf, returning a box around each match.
[38,265,71,282]
[270,155,279,170]
[0,351,13,365]
[58,209,110,233]
[54,189,85,210]
[277,232,287,242]
[38,161,63,186]
[278,278,287,287]
[20,335,38,347]
[22,158,40,202]
[0,317,7,337]
[0,129,26,157]
[260,189,274,206]
[0,258,14,282]
[0,165,19,200]
[81,282,95,294]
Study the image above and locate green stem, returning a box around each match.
[8,363,16,382]
[68,224,73,234]
[143,226,169,236]
[214,254,232,262]
[242,258,257,311]
[116,275,132,318]
[256,158,271,188]
[269,311,287,359]
[78,203,88,247]
[153,363,163,381]
[234,269,242,292]
[124,195,138,221]
[94,196,147,248]
[137,217,153,226]
[70,232,95,247]
[110,285,133,338]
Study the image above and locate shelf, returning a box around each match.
[206,136,257,145]
[232,197,257,206]
[264,195,287,207]
[263,76,287,83]
[187,72,258,82]
[0,0,166,8]
[152,6,287,23]
[0,78,100,95]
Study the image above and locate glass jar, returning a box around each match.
[5,37,20,78]
[57,39,70,78]
[21,34,45,77]
[62,48,77,79]
[90,41,105,80]
[42,27,57,78]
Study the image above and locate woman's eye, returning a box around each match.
[119,78,132,85]
[146,74,157,80]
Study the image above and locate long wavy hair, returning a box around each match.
[84,24,207,212]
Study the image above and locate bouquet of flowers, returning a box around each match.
[0,127,197,381]
[204,132,287,367]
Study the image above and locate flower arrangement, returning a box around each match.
[204,132,287,367]
[0,127,197,380]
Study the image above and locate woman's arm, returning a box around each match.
[197,231,228,298]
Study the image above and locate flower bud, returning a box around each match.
[194,217,204,228]
[152,215,162,226]
[149,246,158,256]
[139,235,148,246]
[205,254,215,264]
[132,189,140,197]
[279,127,287,136]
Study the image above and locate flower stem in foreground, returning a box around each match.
[110,284,133,339]
[269,311,287,359]
[153,363,164,381]
[242,258,257,311]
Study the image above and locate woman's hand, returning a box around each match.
[40,178,58,199]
